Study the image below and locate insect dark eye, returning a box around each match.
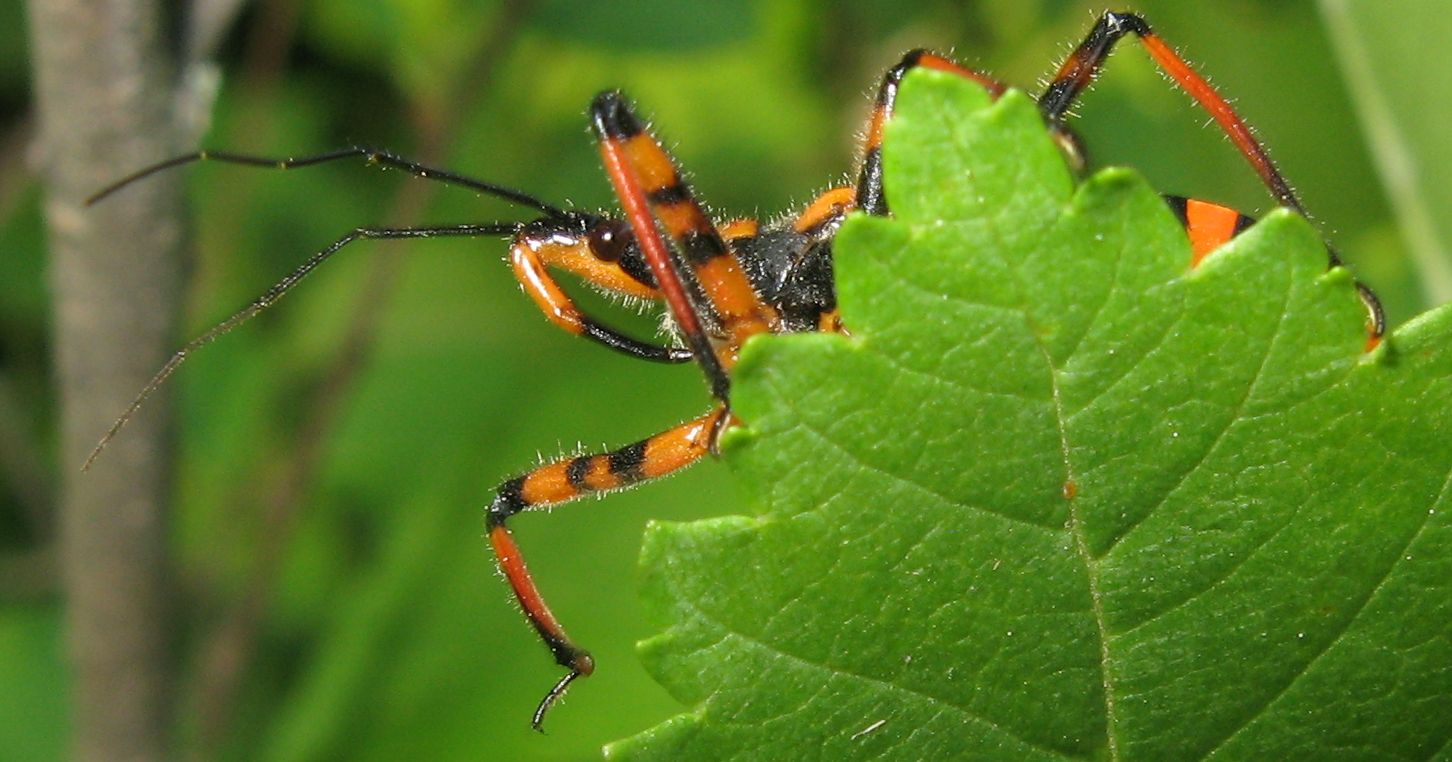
[588,220,632,262]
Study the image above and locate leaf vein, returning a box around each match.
[1061,304,1184,421]
[873,342,1050,404]
[1096,267,1295,562]
[1056,210,1133,366]
[777,411,1064,534]
[1202,463,1452,758]
[1112,365,1364,637]
[672,592,1077,759]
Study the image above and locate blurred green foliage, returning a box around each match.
[0,1,1439,759]
[1320,0,1452,305]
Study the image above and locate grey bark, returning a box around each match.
[26,0,185,759]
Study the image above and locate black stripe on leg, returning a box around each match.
[488,476,528,526]
[590,91,645,140]
[565,456,593,491]
[681,230,729,264]
[857,147,886,216]
[1163,194,1189,227]
[647,183,691,205]
[878,50,926,103]
[607,441,648,483]
[1232,212,1257,236]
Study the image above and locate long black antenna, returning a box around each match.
[81,222,522,471]
[87,146,568,219]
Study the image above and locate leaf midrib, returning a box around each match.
[1018,287,1121,762]
[943,107,1123,756]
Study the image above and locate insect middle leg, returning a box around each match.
[486,406,730,729]
[856,50,1010,216]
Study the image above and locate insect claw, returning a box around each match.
[531,668,585,733]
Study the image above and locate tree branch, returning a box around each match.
[26,0,185,758]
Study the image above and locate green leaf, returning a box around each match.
[609,71,1452,759]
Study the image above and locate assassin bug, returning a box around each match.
[87,11,1385,730]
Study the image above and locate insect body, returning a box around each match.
[89,11,1385,730]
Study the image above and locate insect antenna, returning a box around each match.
[81,221,524,471]
[86,146,569,219]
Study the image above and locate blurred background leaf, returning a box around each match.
[1319,0,1452,306]
[0,1,1442,759]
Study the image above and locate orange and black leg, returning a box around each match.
[1042,13,1299,213]
[492,93,766,731]
[1039,11,1385,346]
[856,50,1009,216]
[486,406,730,730]
[1164,195,1258,269]
[590,91,780,398]
[509,216,694,363]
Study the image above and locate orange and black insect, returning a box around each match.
[87,11,1385,731]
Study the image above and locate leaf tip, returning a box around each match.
[604,709,708,761]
